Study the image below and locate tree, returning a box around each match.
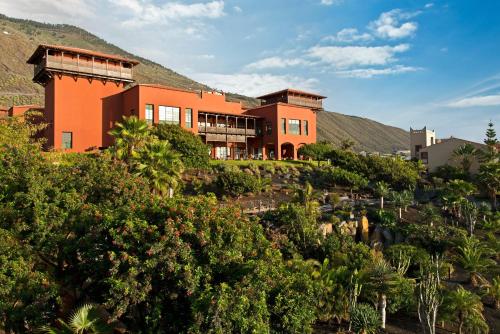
[374,181,390,209]
[340,138,356,151]
[459,199,478,236]
[40,304,112,334]
[477,162,500,210]
[454,236,496,287]
[108,116,149,161]
[134,140,184,197]
[294,182,320,217]
[452,143,478,174]
[390,191,407,220]
[420,204,441,227]
[362,257,400,330]
[479,121,499,162]
[153,124,210,169]
[297,141,333,166]
[417,257,442,334]
[441,286,488,334]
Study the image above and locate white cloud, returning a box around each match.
[320,0,342,5]
[245,57,311,70]
[0,0,93,21]
[192,73,318,97]
[108,0,226,27]
[323,28,373,43]
[335,65,421,78]
[369,9,419,39]
[308,44,410,69]
[197,54,215,60]
[233,5,242,13]
[425,3,434,9]
[446,95,500,108]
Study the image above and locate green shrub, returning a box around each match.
[216,170,261,197]
[153,124,210,168]
[350,303,380,334]
[264,164,276,175]
[316,167,369,190]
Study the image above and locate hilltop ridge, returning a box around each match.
[0,13,409,152]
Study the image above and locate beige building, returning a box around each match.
[410,127,436,159]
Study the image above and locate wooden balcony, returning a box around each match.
[206,134,247,143]
[286,96,323,109]
[198,126,256,136]
[34,55,133,82]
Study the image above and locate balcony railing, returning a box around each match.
[206,134,247,143]
[287,96,323,109]
[198,126,256,136]
[34,56,133,81]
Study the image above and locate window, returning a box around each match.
[265,122,272,135]
[281,118,286,134]
[62,132,72,149]
[185,108,193,128]
[159,106,180,124]
[304,120,309,136]
[288,119,301,135]
[145,104,154,125]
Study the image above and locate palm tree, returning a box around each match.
[374,181,390,209]
[109,116,150,162]
[441,286,488,334]
[420,204,440,227]
[340,138,356,151]
[389,191,405,219]
[477,162,500,211]
[455,236,496,287]
[40,304,112,334]
[362,257,400,330]
[452,143,478,174]
[294,182,320,217]
[135,140,184,197]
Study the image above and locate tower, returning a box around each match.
[410,126,436,159]
[27,44,139,152]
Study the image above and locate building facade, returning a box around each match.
[410,126,436,160]
[25,44,323,159]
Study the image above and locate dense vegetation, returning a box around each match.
[0,116,498,333]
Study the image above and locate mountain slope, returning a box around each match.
[0,13,408,152]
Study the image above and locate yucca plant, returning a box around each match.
[40,304,112,334]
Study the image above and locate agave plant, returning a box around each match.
[40,304,112,334]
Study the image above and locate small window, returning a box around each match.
[265,122,272,135]
[281,118,286,134]
[159,106,180,124]
[288,119,301,135]
[304,120,309,136]
[62,132,72,149]
[185,108,193,128]
[145,104,154,125]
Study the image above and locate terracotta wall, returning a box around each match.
[48,76,125,152]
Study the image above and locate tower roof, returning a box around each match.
[256,88,326,100]
[27,44,140,65]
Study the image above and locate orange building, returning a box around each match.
[25,44,325,159]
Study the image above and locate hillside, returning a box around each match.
[0,13,409,152]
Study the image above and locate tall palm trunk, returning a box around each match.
[379,293,387,329]
[380,196,384,209]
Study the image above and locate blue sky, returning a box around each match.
[1,0,499,142]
